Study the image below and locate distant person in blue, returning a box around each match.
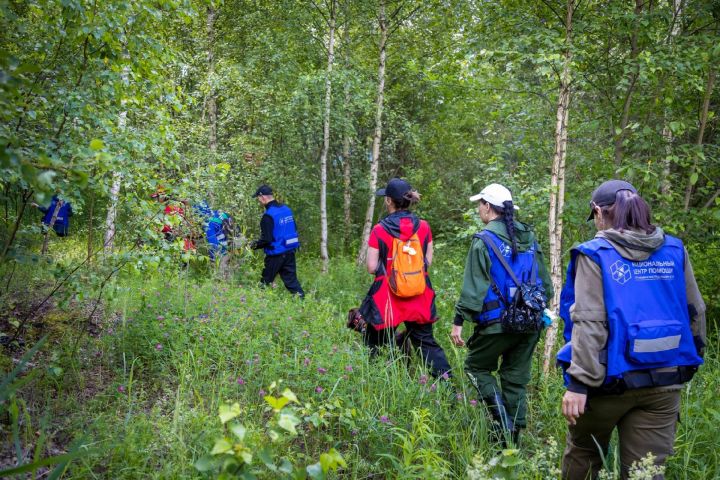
[557,180,706,480]
[32,195,72,237]
[250,185,304,297]
[193,202,232,277]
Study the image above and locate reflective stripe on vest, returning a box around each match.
[264,204,300,255]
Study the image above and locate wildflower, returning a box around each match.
[315,386,324,393]
[237,377,245,385]
[301,330,310,338]
[156,315,165,321]
[155,343,163,350]
[259,389,266,397]
[469,399,478,407]
[345,365,353,372]
[240,295,246,303]
[419,374,428,385]
[317,367,327,374]
[304,357,311,367]
[430,383,437,392]
[441,372,450,380]
[379,415,390,424]
[118,385,126,393]
[456,393,464,401]
[351,429,358,436]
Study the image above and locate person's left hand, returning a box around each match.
[562,391,587,426]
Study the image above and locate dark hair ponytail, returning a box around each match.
[603,190,656,234]
[391,190,421,210]
[501,200,519,258]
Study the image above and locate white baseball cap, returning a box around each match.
[469,183,519,210]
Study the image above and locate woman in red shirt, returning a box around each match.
[360,178,451,378]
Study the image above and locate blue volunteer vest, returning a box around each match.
[264,204,300,255]
[557,235,702,389]
[473,230,543,324]
[42,196,71,235]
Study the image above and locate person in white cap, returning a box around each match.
[451,183,553,447]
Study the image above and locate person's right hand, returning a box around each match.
[450,324,465,347]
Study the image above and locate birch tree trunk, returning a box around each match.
[104,64,129,254]
[683,67,716,211]
[357,0,387,266]
[207,3,218,153]
[543,0,573,375]
[342,26,353,249]
[41,199,63,255]
[319,3,336,273]
[613,0,643,166]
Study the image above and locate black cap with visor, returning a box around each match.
[587,180,637,221]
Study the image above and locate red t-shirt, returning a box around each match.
[366,217,436,329]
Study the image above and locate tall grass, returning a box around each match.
[1,252,718,479]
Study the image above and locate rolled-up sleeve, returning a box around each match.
[567,254,608,389]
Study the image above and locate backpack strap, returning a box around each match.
[477,231,522,287]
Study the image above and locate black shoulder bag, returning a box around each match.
[478,233,547,333]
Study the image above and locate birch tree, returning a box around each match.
[683,67,716,211]
[318,0,336,273]
[357,0,387,266]
[543,0,575,374]
[207,2,218,153]
[103,62,129,255]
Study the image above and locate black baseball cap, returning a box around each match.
[375,178,411,200]
[587,179,637,221]
[253,185,273,197]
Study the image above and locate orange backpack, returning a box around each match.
[387,233,426,297]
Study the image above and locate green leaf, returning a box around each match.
[194,454,217,472]
[281,388,299,404]
[277,412,300,435]
[229,423,246,441]
[306,462,325,479]
[210,438,233,455]
[690,172,698,185]
[218,403,241,424]
[89,139,104,151]
[265,395,289,411]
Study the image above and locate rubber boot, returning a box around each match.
[482,393,514,448]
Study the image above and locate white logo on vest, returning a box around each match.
[610,260,632,285]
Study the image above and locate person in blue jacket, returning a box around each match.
[194,202,231,276]
[250,185,304,297]
[32,195,72,237]
[557,180,706,480]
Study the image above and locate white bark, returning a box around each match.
[104,64,129,254]
[207,4,217,153]
[320,7,336,274]
[357,0,387,266]
[543,0,573,375]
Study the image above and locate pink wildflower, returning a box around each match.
[304,357,311,366]
[155,343,163,350]
[419,374,428,385]
[237,377,245,385]
[315,386,324,393]
[345,365,353,372]
[118,385,126,393]
[379,415,390,424]
[469,399,478,407]
[317,367,327,374]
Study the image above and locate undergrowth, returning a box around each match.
[1,253,718,479]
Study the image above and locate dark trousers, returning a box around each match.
[464,329,541,428]
[562,389,680,480]
[363,322,451,378]
[261,251,304,297]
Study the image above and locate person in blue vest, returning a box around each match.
[557,180,706,480]
[450,183,553,447]
[250,185,304,297]
[32,195,73,237]
[193,202,231,276]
